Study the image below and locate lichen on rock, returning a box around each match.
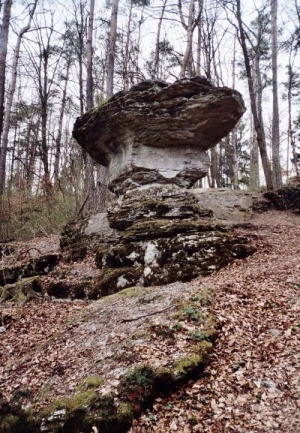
[70,77,253,296]
[73,76,245,194]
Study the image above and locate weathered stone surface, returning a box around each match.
[68,78,251,297]
[60,214,118,261]
[107,185,213,230]
[91,186,256,297]
[0,276,44,303]
[0,254,59,286]
[265,186,300,213]
[192,188,253,222]
[95,227,256,297]
[73,77,245,194]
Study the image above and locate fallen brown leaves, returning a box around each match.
[1,210,300,433]
[131,210,300,433]
[0,254,213,413]
[0,299,89,406]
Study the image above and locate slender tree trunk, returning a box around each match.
[0,0,38,199]
[249,55,260,190]
[249,113,260,191]
[53,58,71,185]
[287,65,291,177]
[0,0,12,140]
[84,0,97,214]
[231,33,238,189]
[106,0,119,98]
[255,54,266,148]
[27,124,39,195]
[95,0,120,212]
[195,0,203,76]
[210,147,220,188]
[86,0,94,111]
[271,0,282,188]
[287,65,299,176]
[236,0,273,190]
[179,0,195,78]
[75,0,86,115]
[152,0,168,79]
[123,1,133,91]
[41,71,51,192]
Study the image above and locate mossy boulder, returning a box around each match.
[1,282,217,433]
[107,188,213,231]
[40,343,213,433]
[95,267,143,297]
[73,77,245,194]
[93,223,255,296]
[0,277,44,303]
[0,254,59,286]
[0,394,36,433]
[265,186,300,213]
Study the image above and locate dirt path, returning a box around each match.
[132,210,300,433]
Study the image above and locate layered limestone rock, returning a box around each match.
[94,186,255,296]
[73,76,245,194]
[71,77,254,296]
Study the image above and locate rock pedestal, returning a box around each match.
[73,77,245,194]
[72,77,254,296]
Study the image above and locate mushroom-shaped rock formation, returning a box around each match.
[73,76,245,195]
[69,77,254,296]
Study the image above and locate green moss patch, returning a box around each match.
[0,276,44,304]
[1,280,217,433]
[95,267,142,297]
[0,399,36,433]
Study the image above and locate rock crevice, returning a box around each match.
[71,77,253,296]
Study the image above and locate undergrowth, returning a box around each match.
[0,190,83,241]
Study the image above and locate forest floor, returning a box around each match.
[132,210,300,433]
[1,209,300,432]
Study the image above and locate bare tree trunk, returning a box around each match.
[249,114,260,191]
[123,0,133,91]
[86,0,94,111]
[95,0,120,212]
[73,0,87,115]
[106,0,119,98]
[287,65,299,177]
[53,58,71,185]
[195,0,203,75]
[231,33,238,189]
[179,0,195,78]
[41,58,51,193]
[0,0,12,140]
[271,0,282,188]
[84,0,97,214]
[152,0,168,79]
[255,54,266,151]
[210,147,220,188]
[26,124,39,195]
[236,0,273,190]
[0,0,37,199]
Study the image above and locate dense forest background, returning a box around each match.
[0,0,299,240]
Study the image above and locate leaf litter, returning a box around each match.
[131,210,300,432]
[0,209,299,433]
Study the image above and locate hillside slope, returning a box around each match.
[133,210,300,433]
[1,209,299,432]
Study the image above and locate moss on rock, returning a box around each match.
[0,398,36,433]
[0,276,44,304]
[95,267,142,297]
